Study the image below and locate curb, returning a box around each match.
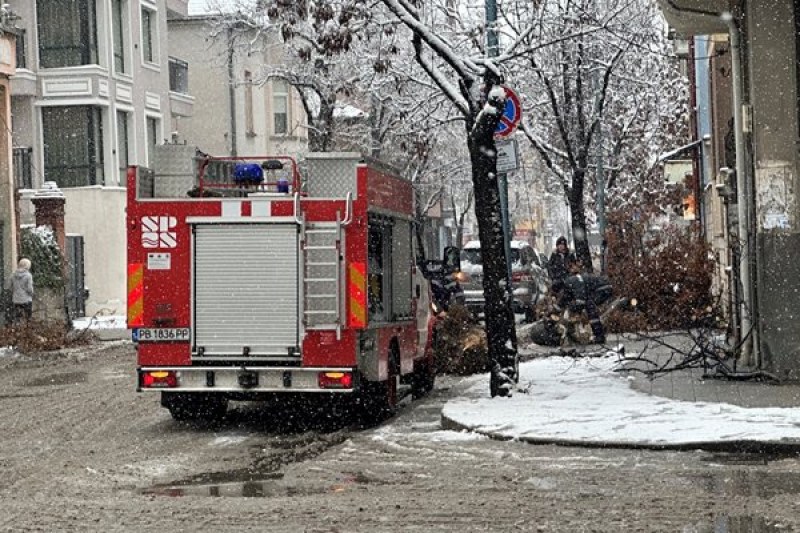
[440,412,800,454]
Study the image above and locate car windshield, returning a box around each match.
[461,248,521,265]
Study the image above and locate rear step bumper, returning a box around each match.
[138,366,356,393]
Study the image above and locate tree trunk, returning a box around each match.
[308,98,336,152]
[468,101,517,393]
[569,170,592,271]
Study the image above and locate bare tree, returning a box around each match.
[509,0,679,269]
[372,0,547,395]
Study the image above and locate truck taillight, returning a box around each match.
[142,371,178,388]
[511,272,531,282]
[318,371,353,389]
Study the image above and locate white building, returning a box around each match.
[169,2,307,157]
[8,0,195,317]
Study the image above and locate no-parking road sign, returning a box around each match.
[494,86,522,139]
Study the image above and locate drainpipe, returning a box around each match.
[723,13,755,365]
[227,28,238,157]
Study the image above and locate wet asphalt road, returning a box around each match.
[0,341,799,532]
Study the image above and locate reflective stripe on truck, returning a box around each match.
[128,263,144,327]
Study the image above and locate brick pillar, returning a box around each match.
[31,181,66,255]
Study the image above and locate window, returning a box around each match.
[368,215,394,322]
[37,0,98,68]
[146,116,160,167]
[169,57,189,93]
[244,71,255,136]
[141,8,155,64]
[42,106,104,187]
[272,80,289,135]
[15,30,26,70]
[112,0,126,73]
[117,111,130,178]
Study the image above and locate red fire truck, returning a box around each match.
[127,147,436,422]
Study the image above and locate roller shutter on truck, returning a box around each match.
[192,223,300,359]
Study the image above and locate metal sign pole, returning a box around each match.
[485,0,513,297]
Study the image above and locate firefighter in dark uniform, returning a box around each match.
[559,255,606,345]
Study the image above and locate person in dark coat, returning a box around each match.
[559,255,606,345]
[547,236,576,294]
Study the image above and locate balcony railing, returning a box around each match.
[169,57,189,94]
[13,147,33,190]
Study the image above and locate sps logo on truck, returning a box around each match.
[141,216,178,248]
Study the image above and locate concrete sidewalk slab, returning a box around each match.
[441,348,800,452]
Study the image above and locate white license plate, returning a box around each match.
[136,328,191,342]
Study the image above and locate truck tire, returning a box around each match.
[162,392,228,423]
[412,360,435,399]
[358,347,399,424]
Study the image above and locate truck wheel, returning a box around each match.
[162,392,228,423]
[358,348,399,424]
[412,360,435,399]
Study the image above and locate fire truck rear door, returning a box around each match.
[192,223,300,359]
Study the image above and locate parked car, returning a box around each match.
[459,240,550,322]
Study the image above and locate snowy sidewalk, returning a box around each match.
[71,315,129,340]
[441,354,800,451]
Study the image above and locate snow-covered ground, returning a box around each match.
[71,315,127,331]
[72,314,130,341]
[442,355,800,447]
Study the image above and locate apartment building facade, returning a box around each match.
[8,0,194,316]
[168,4,307,158]
[0,15,17,308]
[658,0,800,377]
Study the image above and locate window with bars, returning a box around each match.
[37,0,98,68]
[42,106,104,187]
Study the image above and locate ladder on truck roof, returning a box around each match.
[295,193,352,339]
